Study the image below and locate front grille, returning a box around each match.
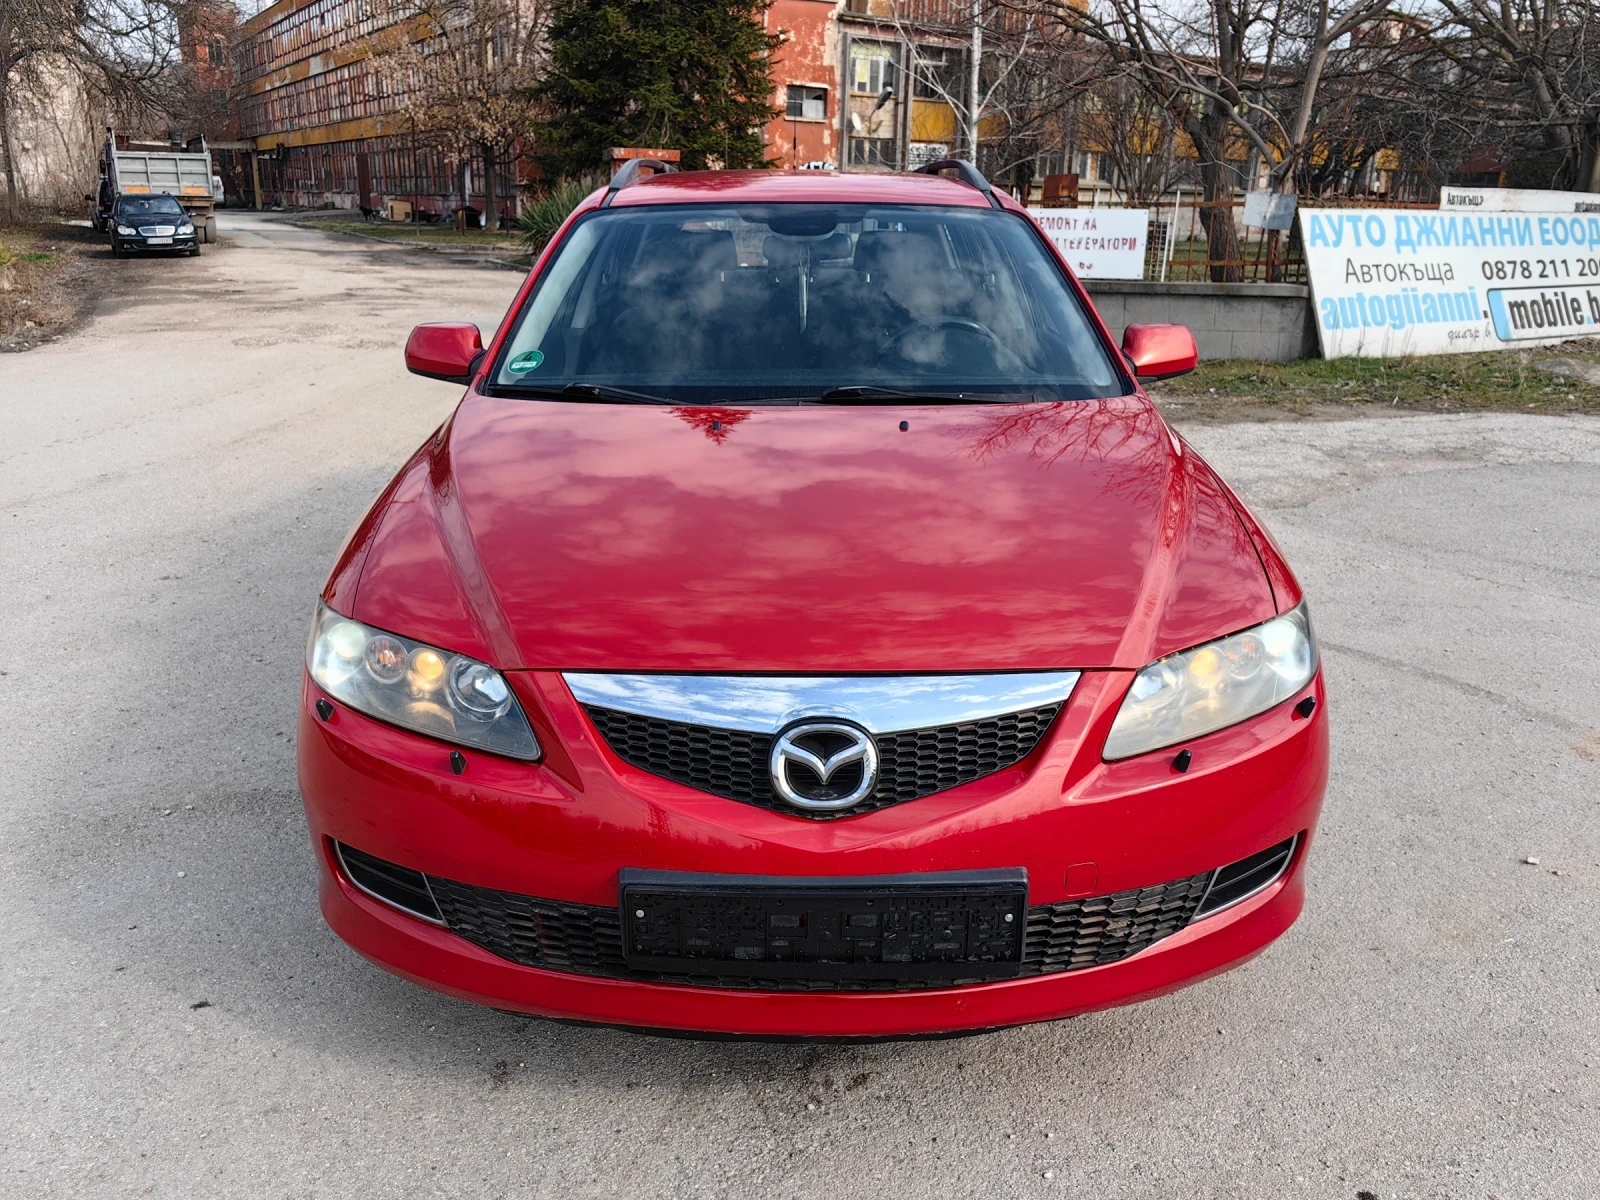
[582,703,1062,820]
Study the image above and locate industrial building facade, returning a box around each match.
[230,0,986,215]
[233,0,518,215]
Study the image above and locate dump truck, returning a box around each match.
[89,131,219,244]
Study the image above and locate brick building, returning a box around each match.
[765,1,978,174]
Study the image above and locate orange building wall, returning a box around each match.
[766,0,841,168]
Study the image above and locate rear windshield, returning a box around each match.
[489,203,1124,402]
[117,196,184,216]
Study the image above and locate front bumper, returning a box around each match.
[298,668,1328,1036]
[115,232,197,251]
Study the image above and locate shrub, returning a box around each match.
[518,181,593,254]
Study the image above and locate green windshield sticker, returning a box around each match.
[508,349,545,373]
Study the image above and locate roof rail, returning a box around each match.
[912,158,1002,209]
[600,158,673,207]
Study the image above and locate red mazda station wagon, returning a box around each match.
[298,162,1327,1037]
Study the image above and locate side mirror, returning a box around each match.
[405,322,483,384]
[84,194,94,204]
[1122,323,1198,381]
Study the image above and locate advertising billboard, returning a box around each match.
[1299,207,1600,357]
[1440,187,1600,215]
[1027,208,1149,280]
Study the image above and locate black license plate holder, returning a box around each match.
[619,868,1028,982]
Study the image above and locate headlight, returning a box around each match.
[177,221,194,233]
[307,602,541,760]
[116,224,136,235]
[1103,602,1317,760]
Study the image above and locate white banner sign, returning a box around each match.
[1300,207,1600,357]
[1440,187,1600,215]
[1028,208,1149,279]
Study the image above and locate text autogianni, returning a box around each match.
[1307,212,1600,252]
[1319,286,1481,332]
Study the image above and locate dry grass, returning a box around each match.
[294,215,526,254]
[1150,340,1600,421]
[0,218,106,351]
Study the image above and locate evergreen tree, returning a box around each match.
[536,0,781,177]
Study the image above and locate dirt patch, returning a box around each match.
[1150,339,1600,423]
[0,219,112,352]
[289,214,530,271]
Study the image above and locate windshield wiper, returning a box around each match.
[813,385,1035,405]
[492,382,678,405]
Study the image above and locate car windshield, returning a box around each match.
[489,203,1125,403]
[118,196,184,217]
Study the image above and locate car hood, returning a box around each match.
[345,393,1279,672]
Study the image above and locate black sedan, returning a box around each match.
[109,195,200,257]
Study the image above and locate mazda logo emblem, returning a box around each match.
[769,721,879,812]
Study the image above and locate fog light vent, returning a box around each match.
[334,841,445,925]
[1194,835,1298,919]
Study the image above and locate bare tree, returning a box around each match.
[1036,0,1404,277]
[1,0,178,219]
[1426,0,1600,191]
[1076,73,1189,203]
[366,0,547,225]
[1291,14,1468,198]
[888,0,1098,188]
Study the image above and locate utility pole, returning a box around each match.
[965,0,982,165]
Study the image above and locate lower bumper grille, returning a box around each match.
[333,836,1298,993]
[1024,873,1212,974]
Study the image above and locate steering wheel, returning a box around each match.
[876,318,1026,374]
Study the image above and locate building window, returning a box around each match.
[785,85,827,121]
[912,47,961,100]
[849,139,896,168]
[851,45,894,96]
[207,37,226,64]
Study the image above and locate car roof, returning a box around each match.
[606,169,1002,209]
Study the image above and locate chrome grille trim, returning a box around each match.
[562,671,1082,735]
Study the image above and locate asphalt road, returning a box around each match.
[2,212,1597,1199]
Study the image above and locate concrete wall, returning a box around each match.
[2,57,100,211]
[1084,280,1318,362]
